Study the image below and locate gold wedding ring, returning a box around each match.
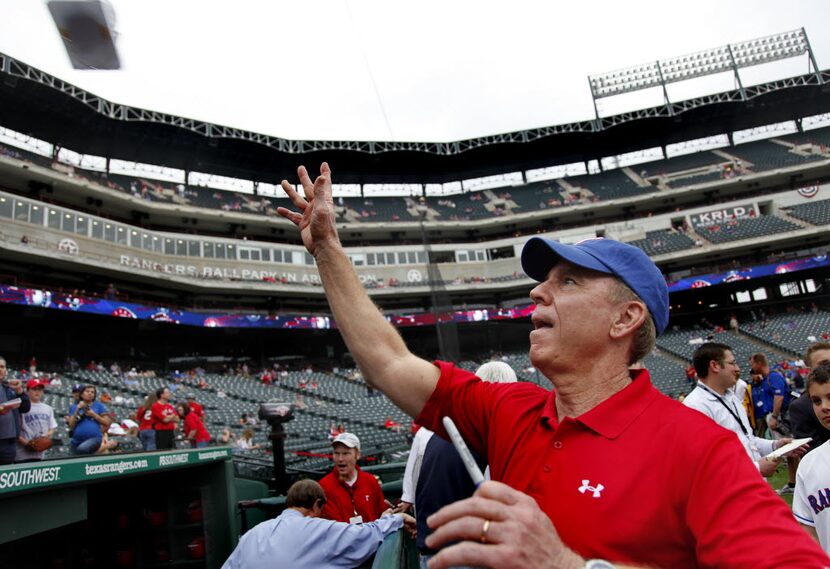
[480,519,491,544]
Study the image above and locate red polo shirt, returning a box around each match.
[417,361,829,568]
[319,467,387,523]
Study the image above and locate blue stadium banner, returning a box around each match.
[667,255,829,293]
[0,254,825,328]
[0,447,231,496]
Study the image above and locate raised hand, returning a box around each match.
[277,163,339,257]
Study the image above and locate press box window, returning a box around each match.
[779,282,800,297]
[14,201,29,222]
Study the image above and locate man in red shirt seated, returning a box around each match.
[319,433,386,524]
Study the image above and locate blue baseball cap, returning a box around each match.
[521,237,669,335]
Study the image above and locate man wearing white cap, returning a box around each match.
[319,432,387,524]
[279,164,828,569]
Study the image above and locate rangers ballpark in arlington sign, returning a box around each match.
[0,447,231,495]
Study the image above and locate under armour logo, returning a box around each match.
[578,480,604,498]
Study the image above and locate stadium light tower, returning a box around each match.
[588,28,820,120]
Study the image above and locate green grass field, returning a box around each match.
[768,464,794,507]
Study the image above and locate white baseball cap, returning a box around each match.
[332,432,360,450]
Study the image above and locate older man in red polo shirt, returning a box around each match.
[319,433,387,523]
[279,164,829,569]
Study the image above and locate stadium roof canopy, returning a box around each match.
[1,1,829,185]
[2,50,829,186]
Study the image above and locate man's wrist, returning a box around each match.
[313,240,345,263]
[554,547,585,569]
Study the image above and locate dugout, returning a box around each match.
[0,447,239,569]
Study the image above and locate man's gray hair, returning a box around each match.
[608,280,656,365]
[476,361,518,384]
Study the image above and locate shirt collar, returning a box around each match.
[541,369,659,439]
[696,380,726,401]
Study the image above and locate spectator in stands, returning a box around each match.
[277,163,828,568]
[749,352,790,436]
[383,416,401,432]
[151,387,179,450]
[15,379,57,463]
[684,343,797,477]
[750,351,797,494]
[0,356,31,465]
[218,428,235,445]
[185,393,205,420]
[327,423,339,441]
[789,342,830,458]
[793,363,830,555]
[234,428,260,452]
[400,361,516,566]
[178,403,211,448]
[222,479,414,569]
[64,383,83,433]
[67,385,111,455]
[136,392,158,451]
[319,433,386,524]
[104,283,118,300]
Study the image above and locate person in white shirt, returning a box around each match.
[793,363,830,554]
[684,342,793,476]
[16,379,57,462]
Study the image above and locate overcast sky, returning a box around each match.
[1,0,829,143]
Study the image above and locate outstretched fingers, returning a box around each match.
[276,206,303,226]
[280,179,308,210]
[297,165,315,200]
[312,161,332,201]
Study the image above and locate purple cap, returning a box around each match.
[521,237,669,335]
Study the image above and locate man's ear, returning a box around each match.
[610,300,647,340]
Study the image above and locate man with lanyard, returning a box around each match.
[685,343,797,476]
[319,433,387,524]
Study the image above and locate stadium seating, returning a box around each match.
[693,214,800,244]
[641,352,690,397]
[777,126,830,148]
[728,140,825,172]
[508,181,567,213]
[785,197,830,226]
[626,229,696,256]
[666,171,723,189]
[637,151,725,177]
[565,169,657,201]
[740,311,830,357]
[25,308,820,470]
